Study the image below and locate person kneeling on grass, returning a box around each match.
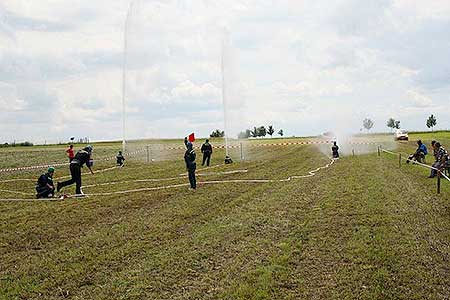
[184,142,196,190]
[407,140,428,164]
[57,145,94,196]
[36,167,55,198]
[429,142,448,178]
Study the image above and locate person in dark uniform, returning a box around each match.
[184,142,196,190]
[200,139,213,166]
[36,167,55,198]
[116,151,125,166]
[57,145,94,196]
[429,142,448,178]
[332,141,339,159]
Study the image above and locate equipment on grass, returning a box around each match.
[225,156,233,164]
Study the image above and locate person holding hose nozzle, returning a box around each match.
[57,145,94,196]
[429,142,448,178]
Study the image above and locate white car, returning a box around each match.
[395,129,408,141]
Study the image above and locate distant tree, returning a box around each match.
[210,129,225,138]
[238,129,252,139]
[426,114,437,131]
[387,118,395,131]
[278,129,284,137]
[257,126,267,137]
[363,118,374,132]
[251,127,258,138]
[394,120,401,129]
[267,125,275,137]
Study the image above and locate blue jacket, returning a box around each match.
[417,144,427,155]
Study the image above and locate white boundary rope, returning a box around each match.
[0,158,335,202]
[0,139,377,174]
[380,148,450,182]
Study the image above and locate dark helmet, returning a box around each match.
[206,139,209,143]
[417,140,422,145]
[84,145,93,153]
[435,142,441,148]
[431,140,436,146]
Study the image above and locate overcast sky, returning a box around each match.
[1,0,450,143]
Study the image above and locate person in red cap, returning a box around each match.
[66,144,75,162]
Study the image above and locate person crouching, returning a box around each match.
[36,167,55,198]
[407,140,427,164]
[184,142,196,190]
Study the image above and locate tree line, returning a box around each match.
[362,114,438,132]
[237,125,283,139]
[209,126,284,139]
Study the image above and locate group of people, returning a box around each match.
[407,139,449,178]
[35,138,214,198]
[33,136,450,198]
[36,145,94,198]
[35,144,127,199]
[183,138,214,191]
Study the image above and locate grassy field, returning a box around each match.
[1,135,449,299]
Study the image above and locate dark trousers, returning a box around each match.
[36,186,55,198]
[188,168,196,189]
[202,153,211,166]
[60,163,82,194]
[430,162,442,178]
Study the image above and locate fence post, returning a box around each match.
[352,149,355,156]
[146,145,150,163]
[240,142,244,160]
[399,153,401,168]
[437,171,441,194]
[377,146,380,156]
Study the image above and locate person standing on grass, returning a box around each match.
[201,139,213,167]
[184,142,196,190]
[116,151,125,167]
[36,167,55,198]
[429,142,448,178]
[331,141,339,159]
[57,145,94,196]
[66,144,75,162]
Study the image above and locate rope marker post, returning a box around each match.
[240,142,244,160]
[352,149,355,156]
[146,145,150,163]
[437,171,441,194]
[377,146,380,156]
[399,154,401,168]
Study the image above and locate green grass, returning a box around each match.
[0,136,449,299]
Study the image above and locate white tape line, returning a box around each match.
[0,139,379,173]
[0,158,335,201]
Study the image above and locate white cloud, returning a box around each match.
[407,90,433,108]
[1,0,450,142]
